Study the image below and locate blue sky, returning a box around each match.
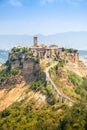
[0,0,87,35]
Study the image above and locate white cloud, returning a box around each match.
[39,0,87,5]
[39,0,57,5]
[66,0,87,7]
[5,0,87,7]
[8,0,22,6]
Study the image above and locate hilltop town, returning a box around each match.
[8,37,79,71]
[0,37,87,130]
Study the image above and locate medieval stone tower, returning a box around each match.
[34,37,38,46]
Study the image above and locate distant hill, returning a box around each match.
[0,31,87,50]
[0,50,9,65]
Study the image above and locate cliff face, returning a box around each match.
[60,52,79,63]
[8,48,46,83]
[7,46,79,84]
[8,51,40,74]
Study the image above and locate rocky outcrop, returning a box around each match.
[9,52,40,74]
[8,50,46,83]
[8,39,79,84]
[60,52,79,63]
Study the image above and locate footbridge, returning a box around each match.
[45,62,76,105]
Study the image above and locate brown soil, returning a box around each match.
[65,61,87,77]
[0,81,26,111]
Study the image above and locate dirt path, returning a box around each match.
[45,62,76,103]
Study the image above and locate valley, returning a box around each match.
[0,38,87,130]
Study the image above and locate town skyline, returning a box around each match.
[0,31,87,50]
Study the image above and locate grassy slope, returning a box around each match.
[0,60,87,130]
[0,80,66,130]
[0,85,87,130]
[49,63,87,103]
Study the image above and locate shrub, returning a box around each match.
[10,55,17,61]
[27,50,32,55]
[1,109,10,118]
[74,49,78,53]
[62,47,65,52]
[0,68,10,83]
[0,66,20,83]
[21,48,28,53]
[67,70,83,87]
[11,68,19,76]
[68,48,78,53]
[54,57,58,61]
[5,60,9,66]
[30,80,42,91]
[82,77,87,91]
[68,48,74,53]
[12,47,21,52]
[46,62,51,67]
[55,59,65,69]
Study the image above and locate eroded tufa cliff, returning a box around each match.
[7,38,79,84]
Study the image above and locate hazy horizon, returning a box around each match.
[0,0,87,50]
[0,31,87,50]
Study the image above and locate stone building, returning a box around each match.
[8,37,79,70]
[34,36,38,46]
[30,37,62,59]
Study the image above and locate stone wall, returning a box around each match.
[8,46,79,73]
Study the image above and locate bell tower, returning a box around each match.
[34,37,38,46]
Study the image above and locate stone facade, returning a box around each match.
[34,37,38,46]
[8,37,79,72]
[30,44,62,59]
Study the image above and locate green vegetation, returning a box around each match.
[0,70,87,130]
[67,70,83,87]
[59,103,87,130]
[62,48,78,54]
[46,62,51,67]
[11,47,32,55]
[49,63,87,102]
[54,57,58,61]
[32,57,40,63]
[55,59,65,69]
[62,47,65,52]
[0,47,86,130]
[29,79,56,105]
[30,80,45,91]
[27,49,32,55]
[73,49,78,53]
[0,101,65,130]
[12,47,21,52]
[67,70,87,102]
[0,66,19,84]
[10,55,18,61]
[10,47,37,64]
[21,48,28,53]
[0,98,86,130]
[68,48,78,53]
[82,77,87,91]
[11,68,19,76]
[0,68,10,83]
